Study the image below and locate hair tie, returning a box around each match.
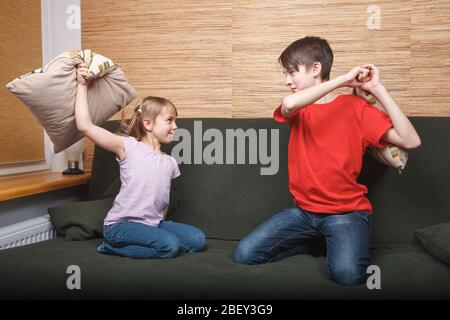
[134,106,142,114]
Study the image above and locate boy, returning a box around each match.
[234,36,421,285]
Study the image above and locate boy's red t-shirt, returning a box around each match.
[273,94,393,215]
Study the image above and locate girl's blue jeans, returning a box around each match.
[97,220,206,259]
[234,205,372,286]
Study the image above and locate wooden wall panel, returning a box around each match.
[232,0,413,117]
[82,0,450,119]
[0,0,44,164]
[410,0,450,116]
[81,0,450,171]
[81,0,232,120]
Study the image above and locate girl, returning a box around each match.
[75,63,206,259]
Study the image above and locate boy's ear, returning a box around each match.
[312,62,322,78]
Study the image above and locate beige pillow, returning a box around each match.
[6,49,138,153]
[366,144,409,174]
[352,87,409,174]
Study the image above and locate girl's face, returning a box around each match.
[149,106,177,144]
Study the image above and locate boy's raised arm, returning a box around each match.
[281,66,370,118]
[360,64,421,149]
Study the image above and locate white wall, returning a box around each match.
[42,0,82,172]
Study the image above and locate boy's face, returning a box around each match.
[283,63,320,93]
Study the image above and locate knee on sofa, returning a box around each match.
[233,240,265,265]
[329,264,368,286]
[187,230,207,252]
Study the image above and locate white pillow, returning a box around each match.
[6,49,138,153]
[353,87,409,174]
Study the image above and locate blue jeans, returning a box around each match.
[234,205,372,286]
[97,220,206,259]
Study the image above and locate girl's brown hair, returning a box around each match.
[117,96,177,141]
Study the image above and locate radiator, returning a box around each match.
[0,215,56,250]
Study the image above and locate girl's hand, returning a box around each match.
[341,65,371,88]
[359,63,382,93]
[76,63,89,86]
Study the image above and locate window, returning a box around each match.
[0,0,46,174]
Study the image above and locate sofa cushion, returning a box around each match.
[0,239,449,299]
[100,177,122,199]
[88,118,450,244]
[91,119,293,240]
[5,49,138,153]
[416,223,450,266]
[48,197,114,240]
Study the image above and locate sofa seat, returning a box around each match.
[1,237,448,299]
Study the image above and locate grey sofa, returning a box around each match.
[0,117,449,299]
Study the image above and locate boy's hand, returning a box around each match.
[359,63,382,93]
[76,63,89,86]
[342,66,371,88]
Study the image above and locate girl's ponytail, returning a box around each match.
[117,101,144,140]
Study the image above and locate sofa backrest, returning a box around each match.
[88,118,449,245]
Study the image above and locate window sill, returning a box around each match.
[0,170,91,202]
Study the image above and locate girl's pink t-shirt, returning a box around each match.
[104,136,180,227]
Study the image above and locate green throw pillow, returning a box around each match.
[416,223,450,266]
[49,178,182,241]
[48,197,114,241]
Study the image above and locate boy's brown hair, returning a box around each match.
[279,36,334,81]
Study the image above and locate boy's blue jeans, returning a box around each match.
[97,220,206,259]
[234,205,372,286]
